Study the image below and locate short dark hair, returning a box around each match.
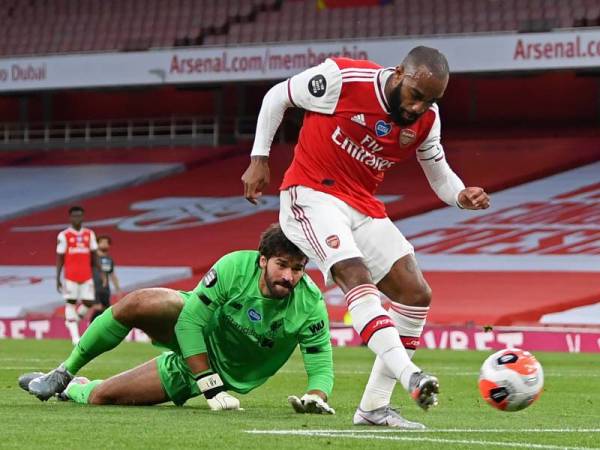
[69,206,84,214]
[97,235,112,245]
[258,223,306,261]
[403,46,449,80]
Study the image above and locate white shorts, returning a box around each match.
[280,186,414,285]
[63,279,95,301]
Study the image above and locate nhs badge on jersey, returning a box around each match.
[248,308,262,322]
[375,120,392,137]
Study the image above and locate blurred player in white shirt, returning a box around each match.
[56,206,101,344]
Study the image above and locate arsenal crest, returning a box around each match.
[399,129,416,147]
[325,235,340,249]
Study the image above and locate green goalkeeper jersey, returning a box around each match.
[174,250,333,396]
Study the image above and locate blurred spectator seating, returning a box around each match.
[0,0,598,56]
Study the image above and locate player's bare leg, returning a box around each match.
[355,253,438,426]
[111,287,183,343]
[64,359,169,406]
[27,288,185,401]
[331,258,423,404]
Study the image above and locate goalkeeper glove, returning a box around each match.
[288,393,335,414]
[206,391,241,411]
[196,372,241,411]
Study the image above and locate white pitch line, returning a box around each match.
[247,429,600,434]
[245,430,599,450]
[278,368,600,377]
[0,366,51,370]
[0,358,59,362]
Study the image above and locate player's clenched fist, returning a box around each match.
[241,156,270,205]
[458,187,490,210]
[288,393,335,414]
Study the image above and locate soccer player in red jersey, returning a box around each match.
[242,46,490,428]
[56,206,101,345]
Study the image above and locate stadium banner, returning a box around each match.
[1,318,599,353]
[330,326,600,353]
[1,29,600,91]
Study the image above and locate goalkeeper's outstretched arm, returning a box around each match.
[291,300,335,414]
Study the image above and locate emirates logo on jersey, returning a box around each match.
[400,129,417,147]
[325,235,340,249]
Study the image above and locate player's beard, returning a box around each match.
[388,82,420,126]
[264,271,295,299]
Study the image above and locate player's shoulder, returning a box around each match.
[215,250,259,273]
[418,103,440,133]
[57,227,74,239]
[293,273,325,306]
[199,250,259,292]
[331,57,382,71]
[428,103,440,122]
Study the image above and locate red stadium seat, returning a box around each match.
[0,0,595,56]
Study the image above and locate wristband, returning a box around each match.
[195,371,225,400]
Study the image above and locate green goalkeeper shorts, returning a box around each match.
[156,351,201,406]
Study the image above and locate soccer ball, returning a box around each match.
[478,348,544,411]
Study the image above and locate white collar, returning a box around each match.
[374,68,394,114]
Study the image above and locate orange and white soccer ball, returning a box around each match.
[478,348,544,411]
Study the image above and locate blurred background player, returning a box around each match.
[242,46,490,428]
[56,206,102,345]
[21,224,336,415]
[91,235,121,323]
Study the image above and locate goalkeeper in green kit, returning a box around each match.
[19,224,334,414]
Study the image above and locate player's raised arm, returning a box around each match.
[242,59,342,204]
[241,79,290,204]
[416,108,490,210]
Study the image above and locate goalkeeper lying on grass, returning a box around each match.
[19,224,334,414]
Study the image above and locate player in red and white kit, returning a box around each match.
[56,206,100,345]
[242,46,490,428]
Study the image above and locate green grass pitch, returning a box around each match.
[1,339,598,449]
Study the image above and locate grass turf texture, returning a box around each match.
[1,340,598,449]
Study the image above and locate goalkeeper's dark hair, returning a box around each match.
[258,223,307,261]
[68,205,84,214]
